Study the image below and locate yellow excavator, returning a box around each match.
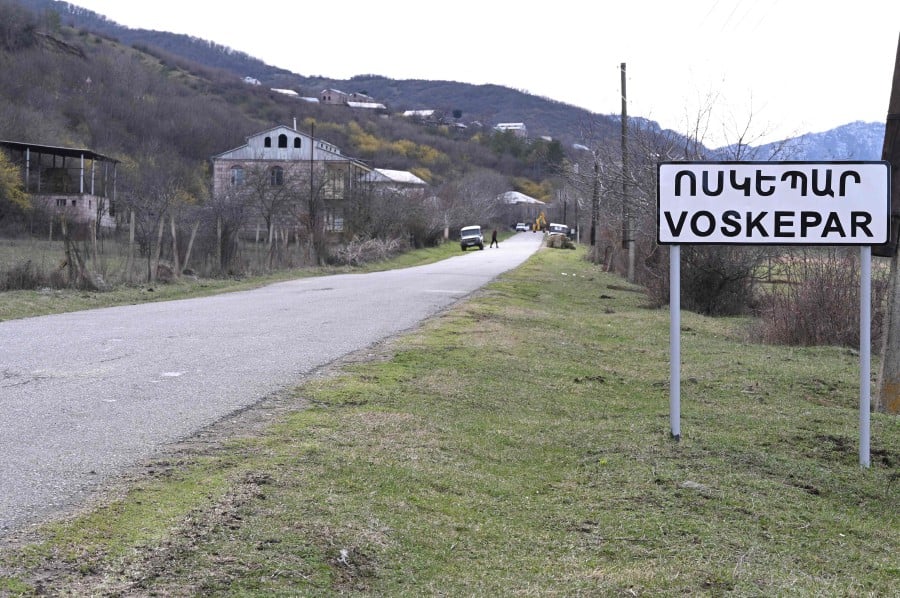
[533,211,547,232]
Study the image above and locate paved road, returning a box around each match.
[0,233,543,534]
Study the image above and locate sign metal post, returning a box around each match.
[860,246,872,467]
[670,244,681,440]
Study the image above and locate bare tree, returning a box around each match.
[204,184,250,275]
[569,119,619,263]
[566,93,800,314]
[643,96,801,312]
[118,150,193,282]
[240,163,294,245]
[299,165,331,266]
[434,169,506,233]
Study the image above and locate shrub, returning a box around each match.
[750,249,887,348]
[664,246,768,316]
[545,234,576,250]
[2,260,47,290]
[641,245,772,316]
[329,237,409,266]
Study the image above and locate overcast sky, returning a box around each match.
[67,0,899,147]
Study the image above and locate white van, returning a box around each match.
[548,223,569,236]
[460,225,484,251]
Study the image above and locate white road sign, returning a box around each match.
[658,161,891,245]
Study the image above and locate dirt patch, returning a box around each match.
[52,470,275,595]
[163,337,401,456]
[0,337,402,592]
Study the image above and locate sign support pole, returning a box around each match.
[670,245,681,440]
[860,246,872,467]
[659,162,888,458]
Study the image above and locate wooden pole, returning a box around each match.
[126,210,135,283]
[875,33,900,414]
[621,62,634,283]
[170,213,180,279]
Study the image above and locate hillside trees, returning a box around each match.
[0,150,30,226]
[0,1,38,51]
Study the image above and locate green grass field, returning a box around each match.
[0,245,897,595]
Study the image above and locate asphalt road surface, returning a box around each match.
[0,232,544,534]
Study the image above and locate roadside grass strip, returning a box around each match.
[0,246,897,595]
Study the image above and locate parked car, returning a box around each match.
[515,222,528,232]
[460,225,484,251]
[547,222,569,236]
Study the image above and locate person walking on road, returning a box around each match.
[490,228,499,248]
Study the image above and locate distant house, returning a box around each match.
[347,101,388,111]
[364,168,427,189]
[402,109,436,119]
[320,89,385,111]
[362,168,428,204]
[497,190,545,224]
[401,109,447,126]
[242,76,261,85]
[320,88,349,105]
[0,140,118,229]
[348,92,375,103]
[499,191,544,205]
[211,124,372,234]
[494,122,528,138]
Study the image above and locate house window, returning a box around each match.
[326,210,344,232]
[230,166,244,186]
[294,137,301,148]
[270,166,284,186]
[278,134,288,148]
[264,136,272,148]
[325,168,344,198]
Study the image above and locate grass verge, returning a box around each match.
[0,246,897,595]
[0,240,464,322]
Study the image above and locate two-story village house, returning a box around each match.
[211,124,372,236]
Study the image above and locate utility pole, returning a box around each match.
[876,33,900,414]
[621,62,634,282]
[590,154,600,247]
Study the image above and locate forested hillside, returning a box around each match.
[1,0,599,285]
[2,0,596,186]
[16,0,627,148]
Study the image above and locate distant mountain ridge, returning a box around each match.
[750,121,886,161]
[16,0,887,157]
